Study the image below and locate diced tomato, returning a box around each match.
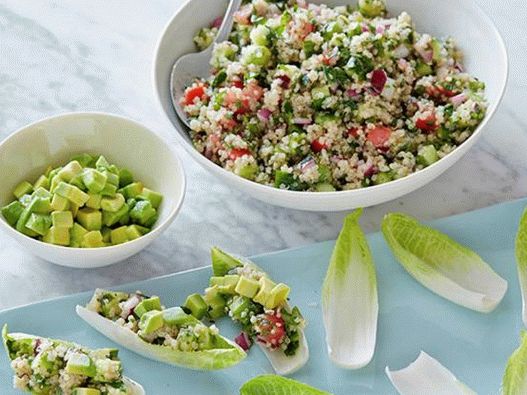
[321,54,336,66]
[232,80,244,89]
[229,148,251,161]
[234,5,252,25]
[367,126,392,148]
[234,98,251,116]
[255,313,286,349]
[347,127,360,138]
[219,117,237,130]
[415,113,438,132]
[299,21,314,39]
[183,85,208,106]
[311,138,327,153]
[426,85,456,99]
[243,82,264,102]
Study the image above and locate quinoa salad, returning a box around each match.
[182,0,487,191]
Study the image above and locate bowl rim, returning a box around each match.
[0,111,187,253]
[152,0,508,199]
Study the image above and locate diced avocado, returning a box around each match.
[120,182,144,199]
[311,85,330,100]
[100,183,117,197]
[130,200,156,226]
[101,193,125,212]
[51,194,71,211]
[373,171,395,185]
[31,197,52,214]
[85,193,102,209]
[211,247,244,276]
[183,294,208,319]
[264,283,291,309]
[110,226,128,245]
[228,295,251,319]
[72,388,101,395]
[416,61,433,76]
[77,208,102,231]
[417,145,439,166]
[54,182,89,207]
[15,199,40,236]
[119,168,134,187]
[81,231,105,248]
[143,212,159,228]
[101,227,111,243]
[70,153,94,168]
[65,352,96,377]
[82,168,107,194]
[57,160,83,182]
[33,187,51,199]
[137,188,163,209]
[235,276,260,299]
[134,296,162,318]
[25,213,52,236]
[102,169,119,187]
[95,155,110,169]
[69,173,87,191]
[18,194,33,207]
[1,201,24,226]
[315,113,338,126]
[43,226,70,246]
[125,224,147,240]
[139,310,164,335]
[51,211,74,228]
[70,223,88,247]
[70,203,80,218]
[49,174,62,193]
[102,203,129,227]
[33,175,50,190]
[254,277,277,306]
[210,274,240,294]
[204,286,227,319]
[163,307,199,327]
[13,181,33,199]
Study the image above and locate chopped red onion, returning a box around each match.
[393,44,409,59]
[375,25,385,34]
[235,332,252,351]
[362,23,370,32]
[293,117,312,125]
[210,16,223,29]
[363,165,377,178]
[120,295,141,319]
[257,108,272,122]
[300,157,316,172]
[277,75,291,89]
[370,69,387,94]
[346,88,359,98]
[450,93,467,106]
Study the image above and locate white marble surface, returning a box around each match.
[0,0,524,310]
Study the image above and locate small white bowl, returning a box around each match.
[0,112,186,268]
[152,0,507,212]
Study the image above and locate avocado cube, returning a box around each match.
[101,227,111,243]
[228,295,251,319]
[13,181,33,199]
[31,197,52,214]
[77,208,102,231]
[120,182,143,199]
[82,168,107,194]
[222,275,240,294]
[204,286,227,319]
[101,193,125,212]
[33,187,51,199]
[94,359,122,383]
[69,173,87,191]
[72,388,101,395]
[57,160,83,182]
[143,213,158,228]
[15,199,40,236]
[118,168,134,187]
[54,182,89,207]
[102,203,129,227]
[139,310,164,335]
[51,194,71,211]
[70,222,88,247]
[130,200,156,226]
[33,175,50,190]
[100,183,117,197]
[102,169,119,186]
[81,231,105,248]
[125,224,147,240]
[25,213,52,236]
[48,166,61,180]
[254,277,276,306]
[43,226,70,246]
[85,193,102,209]
[137,188,163,209]
[70,153,94,168]
[95,155,110,169]
[235,276,260,299]
[162,307,199,327]
[1,201,24,226]
[65,352,96,377]
[49,175,62,193]
[70,203,80,218]
[134,296,162,318]
[110,226,128,245]
[264,283,290,309]
[51,211,73,228]
[118,212,130,226]
[183,294,208,319]
[18,194,33,207]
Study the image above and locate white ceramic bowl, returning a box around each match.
[153,0,507,212]
[0,113,186,268]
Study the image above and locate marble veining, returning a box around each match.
[0,0,524,310]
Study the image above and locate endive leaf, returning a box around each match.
[502,330,527,395]
[386,351,476,395]
[515,209,527,326]
[240,374,332,395]
[322,208,378,369]
[2,325,145,395]
[76,306,246,370]
[382,213,507,313]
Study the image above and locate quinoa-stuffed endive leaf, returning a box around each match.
[321,208,378,369]
[210,247,309,375]
[240,374,333,395]
[515,209,527,326]
[502,330,527,395]
[2,325,145,395]
[386,351,476,395]
[76,289,246,370]
[382,213,507,313]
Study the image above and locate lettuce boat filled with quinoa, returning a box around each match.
[182,0,487,192]
[2,325,144,395]
[76,289,246,370]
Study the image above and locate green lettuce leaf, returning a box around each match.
[382,213,507,313]
[515,208,527,325]
[503,331,527,395]
[321,208,378,369]
[240,375,332,395]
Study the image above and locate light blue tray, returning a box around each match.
[1,198,525,394]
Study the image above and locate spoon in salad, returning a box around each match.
[170,0,242,129]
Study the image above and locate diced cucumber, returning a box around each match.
[315,183,336,192]
[241,45,271,67]
[33,175,50,190]
[125,225,148,240]
[101,227,111,243]
[417,145,439,166]
[250,25,270,46]
[416,61,433,76]
[118,169,134,187]
[13,181,33,199]
[373,171,395,185]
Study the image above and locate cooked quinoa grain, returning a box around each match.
[182,0,487,191]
